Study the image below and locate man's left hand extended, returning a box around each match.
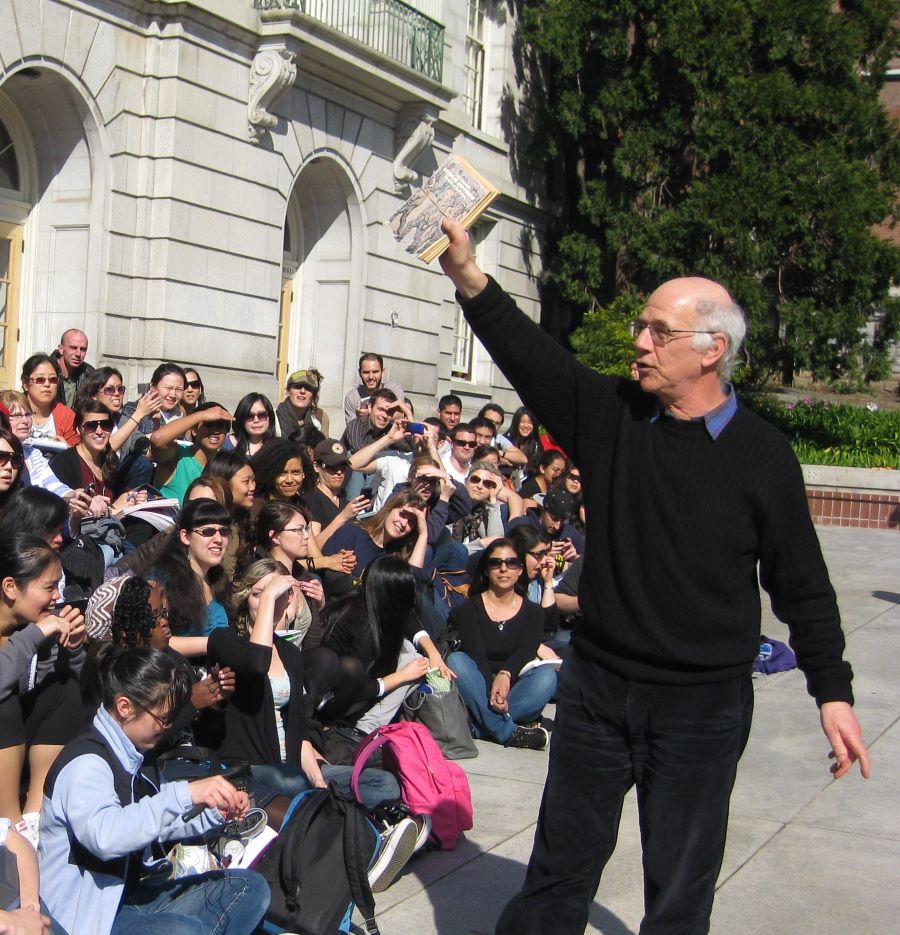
[820,701,870,779]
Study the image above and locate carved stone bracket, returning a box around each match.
[248,42,298,143]
[393,104,440,188]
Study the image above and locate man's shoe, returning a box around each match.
[368,817,418,893]
[505,725,549,750]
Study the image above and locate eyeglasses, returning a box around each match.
[527,548,550,560]
[630,319,718,347]
[7,411,32,421]
[81,418,114,434]
[0,451,24,470]
[246,411,270,422]
[289,383,315,393]
[454,439,477,448]
[469,475,498,490]
[29,375,59,386]
[133,702,175,729]
[101,385,126,396]
[487,556,522,570]
[150,606,170,624]
[282,525,309,536]
[191,525,231,538]
[319,462,348,472]
[567,474,581,483]
[185,379,203,390]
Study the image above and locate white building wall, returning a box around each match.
[0,0,546,428]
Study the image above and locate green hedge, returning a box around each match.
[742,395,900,469]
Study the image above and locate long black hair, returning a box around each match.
[321,554,419,677]
[130,498,232,635]
[21,353,61,387]
[231,393,277,454]
[0,487,68,540]
[75,366,124,410]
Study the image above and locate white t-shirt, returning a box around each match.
[369,451,414,511]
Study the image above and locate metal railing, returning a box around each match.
[254,0,444,82]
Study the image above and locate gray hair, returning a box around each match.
[468,459,502,480]
[691,298,746,379]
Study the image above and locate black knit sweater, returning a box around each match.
[460,278,853,705]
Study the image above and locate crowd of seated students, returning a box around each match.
[0,341,586,931]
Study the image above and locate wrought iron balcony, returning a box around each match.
[254,0,444,83]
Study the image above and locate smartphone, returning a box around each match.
[359,486,374,501]
[409,421,427,434]
[55,598,89,614]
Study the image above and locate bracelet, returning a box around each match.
[496,670,511,680]
[128,415,140,425]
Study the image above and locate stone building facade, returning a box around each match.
[0,0,545,430]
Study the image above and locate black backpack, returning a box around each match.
[254,785,381,935]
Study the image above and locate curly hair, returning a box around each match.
[250,438,314,502]
[111,576,155,648]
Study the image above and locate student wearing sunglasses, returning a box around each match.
[20,354,78,447]
[0,427,25,511]
[148,400,234,504]
[48,401,144,515]
[446,538,556,751]
[276,368,329,439]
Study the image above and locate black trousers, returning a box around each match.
[496,648,754,935]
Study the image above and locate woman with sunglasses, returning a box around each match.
[181,368,206,415]
[40,643,269,935]
[129,499,234,658]
[446,538,556,750]
[449,460,507,554]
[275,368,329,438]
[49,401,144,511]
[306,438,370,547]
[0,533,86,842]
[0,427,25,511]
[224,393,277,457]
[21,354,78,447]
[1,390,73,499]
[77,366,162,459]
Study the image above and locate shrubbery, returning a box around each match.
[742,395,900,468]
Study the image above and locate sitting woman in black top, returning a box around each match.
[319,555,451,732]
[205,557,399,810]
[447,538,557,751]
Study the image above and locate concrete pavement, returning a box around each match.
[365,526,900,934]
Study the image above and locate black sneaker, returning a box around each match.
[505,725,549,750]
[222,807,267,840]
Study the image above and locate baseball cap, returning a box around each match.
[314,438,350,466]
[287,369,320,391]
[542,488,574,519]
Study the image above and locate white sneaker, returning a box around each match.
[15,812,40,849]
[367,817,418,893]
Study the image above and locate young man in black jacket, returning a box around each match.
[437,218,869,935]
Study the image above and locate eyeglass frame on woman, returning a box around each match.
[150,605,170,625]
[246,410,270,421]
[29,375,59,386]
[468,474,498,490]
[185,379,203,390]
[487,556,522,570]
[281,524,309,536]
[7,410,32,421]
[630,318,719,347]
[80,418,114,434]
[100,385,127,396]
[132,701,175,729]
[0,451,24,470]
[190,525,231,538]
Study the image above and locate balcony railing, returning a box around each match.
[255,0,445,83]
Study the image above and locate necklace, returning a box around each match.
[483,591,519,630]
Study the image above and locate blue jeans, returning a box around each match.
[111,869,269,935]
[251,761,400,811]
[447,651,557,744]
[495,648,754,935]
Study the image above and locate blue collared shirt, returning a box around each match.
[650,382,738,440]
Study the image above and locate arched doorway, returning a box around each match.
[0,67,106,381]
[281,156,365,432]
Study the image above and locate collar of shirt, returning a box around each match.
[650,382,738,440]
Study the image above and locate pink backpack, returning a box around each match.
[351,722,474,850]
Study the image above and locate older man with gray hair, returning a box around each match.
[437,219,869,935]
